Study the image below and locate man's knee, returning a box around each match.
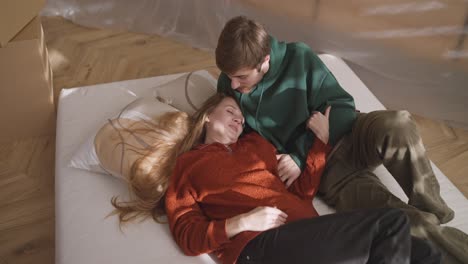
[381,110,415,134]
[374,110,422,151]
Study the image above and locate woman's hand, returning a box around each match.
[276,154,301,188]
[307,106,331,144]
[225,206,288,238]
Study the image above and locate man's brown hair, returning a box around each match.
[216,16,270,74]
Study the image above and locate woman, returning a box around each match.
[163,93,441,264]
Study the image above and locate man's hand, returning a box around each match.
[276,154,301,188]
[307,106,331,144]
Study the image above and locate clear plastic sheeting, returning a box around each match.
[42,0,468,128]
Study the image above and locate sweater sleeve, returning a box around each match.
[285,131,314,171]
[288,138,331,200]
[165,161,230,256]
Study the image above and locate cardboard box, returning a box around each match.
[0,0,46,47]
[0,0,54,142]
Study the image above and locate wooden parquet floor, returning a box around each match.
[0,16,466,264]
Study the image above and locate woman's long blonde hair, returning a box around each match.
[111,93,232,225]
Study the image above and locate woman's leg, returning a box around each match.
[237,208,412,264]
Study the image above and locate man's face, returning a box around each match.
[227,55,270,94]
[227,67,264,94]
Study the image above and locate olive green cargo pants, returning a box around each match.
[319,110,468,264]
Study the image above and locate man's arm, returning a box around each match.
[280,49,356,176]
[307,52,357,146]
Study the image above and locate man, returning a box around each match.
[216,15,467,263]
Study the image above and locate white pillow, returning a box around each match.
[69,97,179,179]
[154,71,217,114]
[69,70,217,178]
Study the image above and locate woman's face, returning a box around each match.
[204,97,244,145]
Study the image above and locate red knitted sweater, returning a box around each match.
[165,132,331,264]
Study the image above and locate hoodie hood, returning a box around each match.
[263,36,287,83]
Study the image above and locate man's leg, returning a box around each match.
[237,208,412,264]
[326,171,468,264]
[350,110,454,224]
[410,236,442,264]
[318,112,467,263]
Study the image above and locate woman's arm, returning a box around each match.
[288,106,332,200]
[166,160,288,254]
[226,206,288,238]
[288,138,330,200]
[165,162,230,256]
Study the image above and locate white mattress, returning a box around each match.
[55,54,468,264]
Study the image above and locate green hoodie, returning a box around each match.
[217,36,357,170]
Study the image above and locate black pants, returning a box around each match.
[237,208,441,264]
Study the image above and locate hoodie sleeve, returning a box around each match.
[278,47,357,171]
[288,138,331,200]
[165,161,230,256]
[306,52,357,146]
